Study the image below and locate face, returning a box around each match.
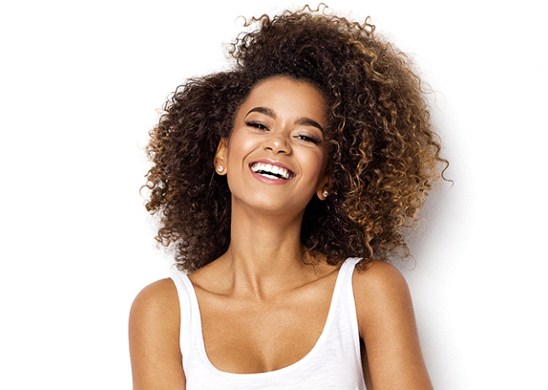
[215,75,330,216]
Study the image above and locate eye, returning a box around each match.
[245,121,268,130]
[295,134,322,145]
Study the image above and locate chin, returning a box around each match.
[233,194,309,217]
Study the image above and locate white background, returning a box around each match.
[1,0,546,388]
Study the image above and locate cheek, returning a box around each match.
[224,131,262,177]
[303,150,328,176]
[226,132,251,164]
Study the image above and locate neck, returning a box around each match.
[218,201,315,299]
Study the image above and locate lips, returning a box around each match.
[249,161,295,181]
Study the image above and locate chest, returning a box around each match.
[194,282,335,374]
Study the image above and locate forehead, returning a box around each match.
[236,76,327,123]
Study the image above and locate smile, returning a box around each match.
[250,162,295,180]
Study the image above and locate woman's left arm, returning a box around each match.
[353,261,433,390]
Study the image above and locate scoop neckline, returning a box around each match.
[181,258,355,378]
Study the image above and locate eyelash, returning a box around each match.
[245,121,268,130]
[245,121,322,145]
[296,135,321,145]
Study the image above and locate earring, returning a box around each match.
[217,166,224,173]
[322,190,329,198]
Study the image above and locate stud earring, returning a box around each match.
[217,166,224,173]
[322,190,329,198]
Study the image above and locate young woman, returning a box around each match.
[130,6,446,389]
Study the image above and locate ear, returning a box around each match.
[214,137,228,175]
[316,175,331,201]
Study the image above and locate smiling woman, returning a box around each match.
[216,76,330,215]
[130,5,446,389]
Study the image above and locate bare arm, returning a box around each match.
[354,262,433,390]
[129,279,186,389]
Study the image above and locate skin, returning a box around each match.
[129,76,433,389]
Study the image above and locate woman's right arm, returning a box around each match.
[129,279,186,389]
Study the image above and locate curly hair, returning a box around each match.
[144,5,448,272]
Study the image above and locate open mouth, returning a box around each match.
[250,162,295,180]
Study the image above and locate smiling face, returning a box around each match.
[215,75,330,216]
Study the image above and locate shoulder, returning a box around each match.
[352,260,410,301]
[130,278,179,321]
[352,260,433,389]
[129,278,186,388]
[352,260,412,332]
[129,278,181,346]
[129,278,181,349]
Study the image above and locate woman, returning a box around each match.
[130,6,445,389]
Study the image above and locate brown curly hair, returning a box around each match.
[144,5,448,272]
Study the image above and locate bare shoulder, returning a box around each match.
[130,278,179,316]
[129,278,180,338]
[352,259,414,337]
[352,261,411,306]
[129,279,185,389]
[352,261,433,389]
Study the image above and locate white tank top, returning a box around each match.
[170,257,367,389]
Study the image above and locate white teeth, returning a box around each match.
[251,162,292,180]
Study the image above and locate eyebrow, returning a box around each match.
[245,106,324,133]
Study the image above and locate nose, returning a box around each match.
[264,132,291,155]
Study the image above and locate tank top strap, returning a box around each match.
[327,256,363,363]
[333,256,362,306]
[337,256,362,280]
[170,269,200,360]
